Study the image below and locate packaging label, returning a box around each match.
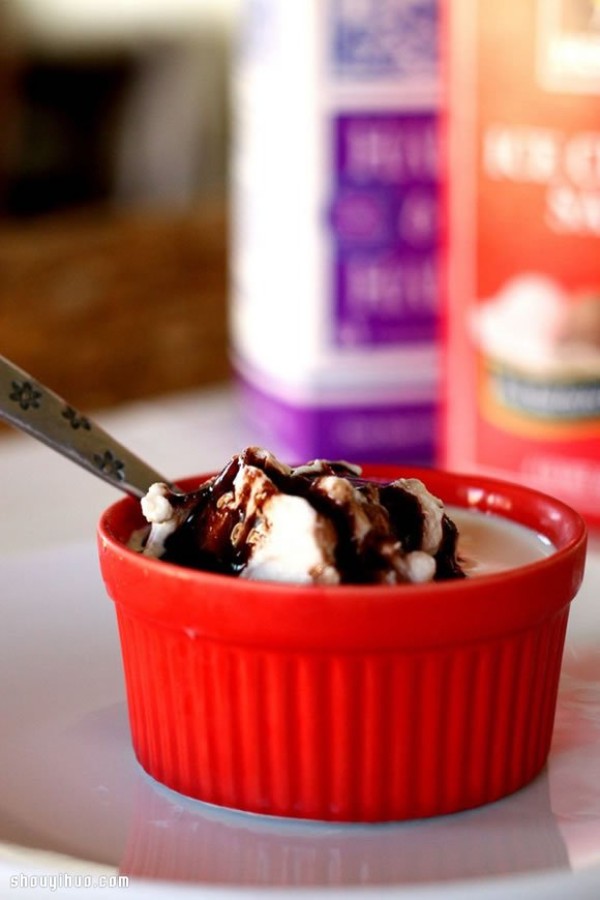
[330,112,439,346]
[239,375,436,463]
[331,0,438,79]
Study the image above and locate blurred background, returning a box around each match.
[0,0,240,409]
[2,0,599,526]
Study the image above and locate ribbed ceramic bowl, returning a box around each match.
[97,465,587,823]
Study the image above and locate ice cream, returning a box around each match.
[139,447,465,585]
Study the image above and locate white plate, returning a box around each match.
[1,540,600,899]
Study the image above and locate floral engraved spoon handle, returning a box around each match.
[0,354,170,498]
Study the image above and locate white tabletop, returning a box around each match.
[1,384,600,900]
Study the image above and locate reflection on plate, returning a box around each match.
[1,542,600,898]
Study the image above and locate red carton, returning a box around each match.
[443,0,600,528]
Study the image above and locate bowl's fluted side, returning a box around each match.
[115,601,570,822]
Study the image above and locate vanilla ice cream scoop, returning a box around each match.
[139,447,465,585]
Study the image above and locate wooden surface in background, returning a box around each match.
[0,199,229,412]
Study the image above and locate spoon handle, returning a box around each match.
[0,354,168,498]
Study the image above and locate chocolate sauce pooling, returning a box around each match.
[151,449,465,584]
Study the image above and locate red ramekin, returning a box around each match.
[97,465,587,822]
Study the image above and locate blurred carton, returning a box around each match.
[443,0,600,527]
[230,0,441,464]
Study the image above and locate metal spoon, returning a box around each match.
[0,353,170,498]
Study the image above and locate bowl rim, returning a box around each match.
[96,465,588,653]
[98,463,587,597]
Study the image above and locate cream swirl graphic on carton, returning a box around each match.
[473,275,600,424]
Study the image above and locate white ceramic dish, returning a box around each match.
[1,539,600,899]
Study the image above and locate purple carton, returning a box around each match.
[230,0,440,464]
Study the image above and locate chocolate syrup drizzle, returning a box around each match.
[155,448,465,584]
